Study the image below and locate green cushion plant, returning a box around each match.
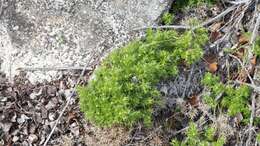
[202,72,251,122]
[78,28,208,127]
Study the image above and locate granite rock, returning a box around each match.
[0,0,170,82]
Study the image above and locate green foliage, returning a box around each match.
[257,132,260,143]
[202,73,251,121]
[254,117,260,126]
[205,126,216,141]
[78,28,208,127]
[171,122,225,146]
[162,12,174,25]
[173,0,215,9]
[253,37,260,57]
[202,73,224,108]
[186,122,200,146]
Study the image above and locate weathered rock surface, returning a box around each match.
[0,0,170,83]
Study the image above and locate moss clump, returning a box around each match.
[78,28,208,127]
[202,73,251,122]
[171,122,225,146]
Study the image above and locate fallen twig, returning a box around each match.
[250,0,260,30]
[133,4,237,31]
[17,66,92,72]
[201,4,237,27]
[250,13,260,45]
[43,90,76,146]
[246,93,257,146]
[226,0,251,5]
[0,0,3,18]
[234,1,251,30]
[244,3,260,144]
[43,51,97,146]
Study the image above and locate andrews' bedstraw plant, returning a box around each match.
[253,37,260,56]
[162,12,174,25]
[174,0,215,9]
[202,73,251,123]
[78,27,208,127]
[257,132,260,143]
[171,122,226,146]
[187,0,215,5]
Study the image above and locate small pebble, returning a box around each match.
[28,134,38,143]
[12,136,19,142]
[48,112,57,121]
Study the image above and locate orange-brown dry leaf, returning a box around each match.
[68,111,76,122]
[249,55,257,75]
[210,31,222,42]
[238,35,249,45]
[208,62,218,73]
[188,95,200,107]
[251,55,257,66]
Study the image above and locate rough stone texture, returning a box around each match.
[0,0,170,83]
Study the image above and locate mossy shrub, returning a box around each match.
[78,28,208,127]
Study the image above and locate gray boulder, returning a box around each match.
[0,0,170,82]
